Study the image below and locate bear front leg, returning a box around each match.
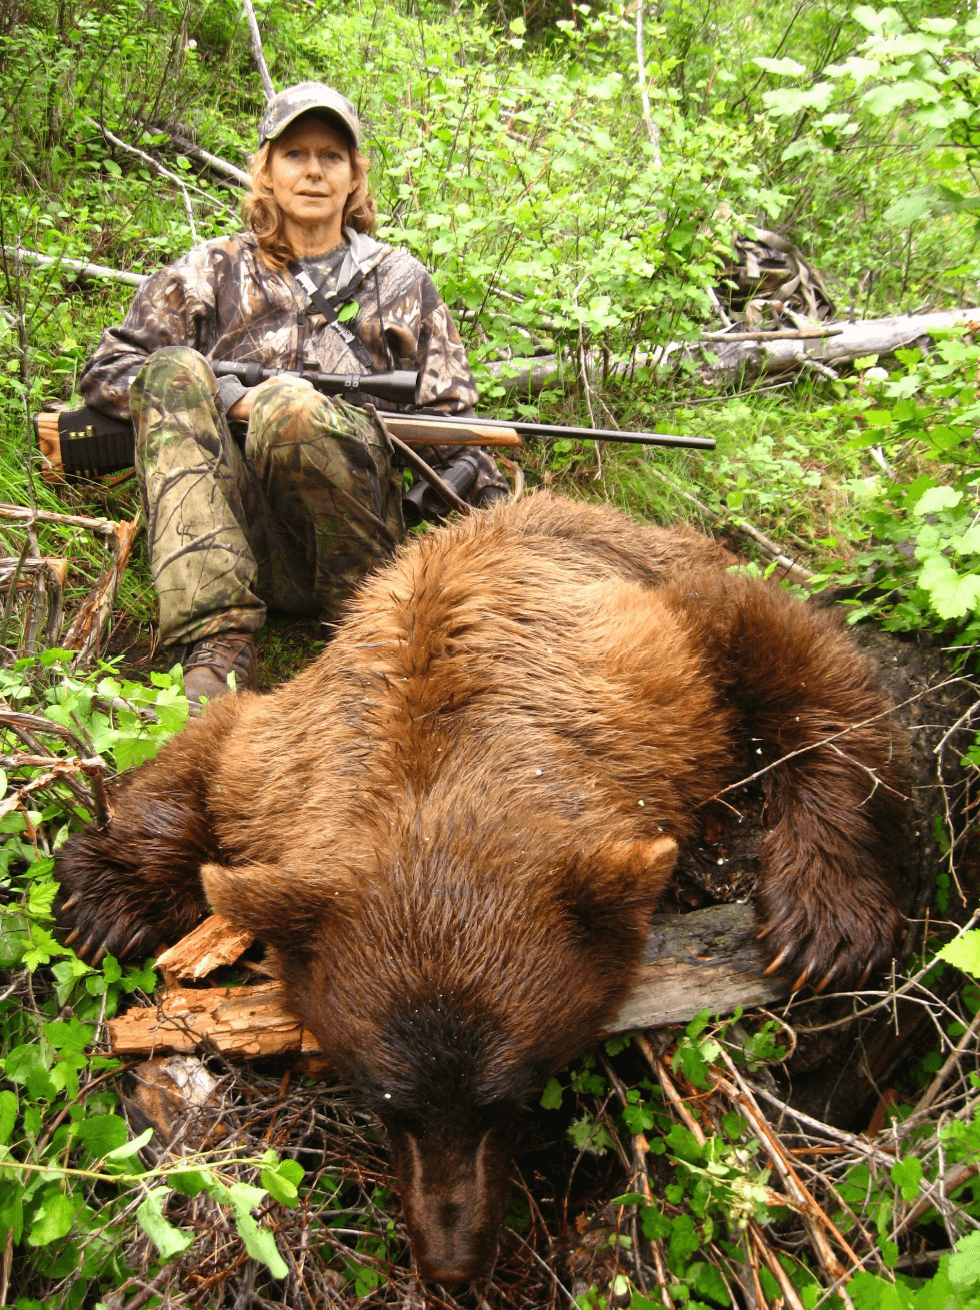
[702,579,908,991]
[54,699,243,964]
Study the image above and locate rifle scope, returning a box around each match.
[212,361,418,407]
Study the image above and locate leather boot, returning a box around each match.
[181,632,258,715]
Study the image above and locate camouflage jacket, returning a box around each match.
[80,230,479,420]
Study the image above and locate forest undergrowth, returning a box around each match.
[1,0,980,1307]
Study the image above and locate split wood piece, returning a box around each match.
[106,980,321,1059]
[156,913,255,985]
[35,413,68,483]
[63,514,141,666]
[606,903,791,1033]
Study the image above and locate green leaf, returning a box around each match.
[104,1126,154,1160]
[949,1231,980,1290]
[640,1206,672,1241]
[889,1156,922,1202]
[686,1009,711,1040]
[0,1092,16,1146]
[540,1077,563,1109]
[914,486,963,515]
[28,1190,75,1246]
[693,1261,732,1305]
[260,1163,301,1207]
[763,83,834,116]
[918,556,980,620]
[170,1168,215,1197]
[864,409,892,427]
[42,1019,95,1053]
[567,1114,615,1154]
[137,1188,194,1260]
[937,929,980,979]
[75,1114,130,1158]
[669,1213,701,1267]
[229,1204,288,1279]
[753,57,806,76]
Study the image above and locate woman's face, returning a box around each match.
[269,115,356,251]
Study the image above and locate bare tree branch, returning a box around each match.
[241,0,275,102]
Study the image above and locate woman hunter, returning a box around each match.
[81,82,505,709]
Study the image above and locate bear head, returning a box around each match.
[202,824,677,1283]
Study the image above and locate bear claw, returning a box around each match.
[763,944,793,977]
[790,966,811,993]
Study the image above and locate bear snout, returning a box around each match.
[391,1126,510,1283]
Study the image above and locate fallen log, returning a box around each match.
[700,306,980,383]
[487,306,980,396]
[607,904,789,1032]
[106,904,789,1060]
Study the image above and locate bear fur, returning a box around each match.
[54,492,907,1283]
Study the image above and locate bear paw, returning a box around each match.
[754,877,903,993]
[54,884,174,965]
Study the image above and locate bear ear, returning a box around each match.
[200,862,350,953]
[562,835,678,937]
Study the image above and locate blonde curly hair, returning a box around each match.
[244,115,377,272]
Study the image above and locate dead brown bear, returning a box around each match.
[55,492,906,1284]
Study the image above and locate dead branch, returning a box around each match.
[608,904,791,1032]
[0,504,119,535]
[0,246,146,288]
[108,903,791,1060]
[147,126,250,187]
[241,0,275,101]
[701,328,844,341]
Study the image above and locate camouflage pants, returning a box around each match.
[130,347,406,648]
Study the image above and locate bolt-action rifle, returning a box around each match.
[33,362,714,484]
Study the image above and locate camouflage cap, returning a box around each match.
[258,83,360,149]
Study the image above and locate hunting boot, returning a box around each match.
[181,632,258,715]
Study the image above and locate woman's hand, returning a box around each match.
[227,375,314,422]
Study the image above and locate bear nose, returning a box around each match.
[413,1202,484,1284]
[415,1255,479,1286]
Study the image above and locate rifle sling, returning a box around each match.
[288,261,377,375]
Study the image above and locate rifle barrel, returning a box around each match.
[396,412,715,450]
